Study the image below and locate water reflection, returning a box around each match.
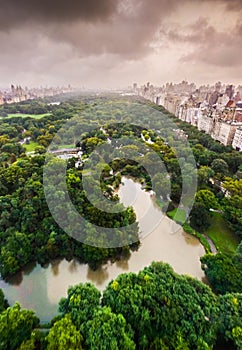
[86,266,109,285]
[182,232,201,246]
[6,271,23,286]
[50,259,61,276]
[68,259,78,273]
[23,261,37,276]
[115,259,129,271]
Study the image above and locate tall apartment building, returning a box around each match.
[135,81,242,150]
[197,114,214,134]
[232,127,242,151]
[212,121,239,146]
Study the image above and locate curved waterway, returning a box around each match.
[0,178,205,323]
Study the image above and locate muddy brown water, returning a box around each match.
[0,177,205,323]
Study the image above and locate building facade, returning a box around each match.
[232,127,242,151]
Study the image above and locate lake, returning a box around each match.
[0,177,205,323]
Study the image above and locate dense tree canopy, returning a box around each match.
[83,307,136,350]
[46,315,84,350]
[0,302,39,350]
[201,252,242,295]
[0,95,241,349]
[102,262,218,350]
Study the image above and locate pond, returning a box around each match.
[0,177,205,323]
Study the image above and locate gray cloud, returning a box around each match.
[0,0,117,29]
[160,15,242,68]
[38,0,178,59]
[161,17,226,48]
[0,0,179,60]
[210,0,242,11]
[0,0,241,87]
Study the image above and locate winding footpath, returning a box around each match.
[202,233,218,254]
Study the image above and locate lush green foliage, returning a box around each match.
[217,293,242,349]
[0,260,242,349]
[189,202,211,232]
[201,252,242,294]
[83,307,136,350]
[0,96,241,349]
[0,289,8,313]
[46,315,83,350]
[102,262,218,349]
[59,283,101,326]
[0,302,39,350]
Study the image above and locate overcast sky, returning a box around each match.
[0,0,241,89]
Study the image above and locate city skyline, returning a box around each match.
[0,0,242,88]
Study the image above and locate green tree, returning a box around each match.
[195,189,220,210]
[152,173,170,199]
[189,202,210,232]
[197,166,214,188]
[211,158,229,178]
[59,283,101,327]
[236,241,242,260]
[201,253,242,294]
[46,314,83,350]
[217,293,242,349]
[19,337,36,350]
[102,262,217,349]
[82,306,136,350]
[0,288,8,313]
[0,303,39,350]
[0,232,33,277]
[222,178,242,236]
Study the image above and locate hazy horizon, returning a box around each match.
[1,0,242,89]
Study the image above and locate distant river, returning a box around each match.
[0,177,205,323]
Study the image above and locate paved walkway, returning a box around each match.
[202,233,217,254]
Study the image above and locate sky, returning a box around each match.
[0,0,242,89]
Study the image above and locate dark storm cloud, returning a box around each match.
[0,0,117,29]
[2,0,240,60]
[194,0,242,11]
[0,0,178,59]
[210,0,242,11]
[32,0,178,59]
[0,0,241,87]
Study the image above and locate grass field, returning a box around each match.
[206,212,239,254]
[57,144,75,149]
[167,208,239,254]
[167,208,187,224]
[1,113,51,119]
[23,141,39,152]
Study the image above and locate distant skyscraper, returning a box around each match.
[225,85,234,99]
[215,81,222,92]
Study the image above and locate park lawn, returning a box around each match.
[57,144,75,149]
[206,212,239,254]
[23,141,39,152]
[6,113,51,119]
[167,208,187,224]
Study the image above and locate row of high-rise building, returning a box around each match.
[134,81,242,151]
[0,84,73,105]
